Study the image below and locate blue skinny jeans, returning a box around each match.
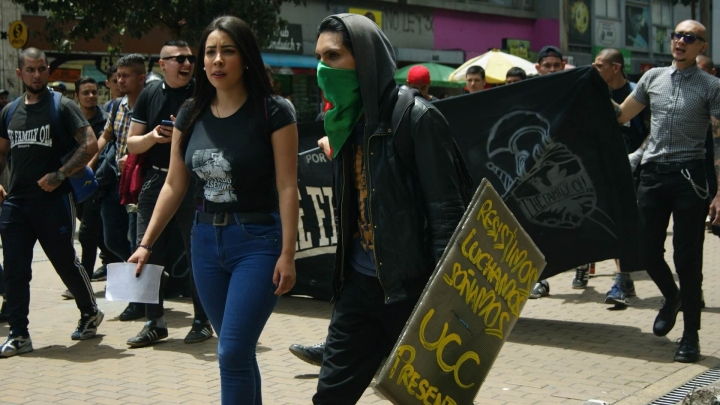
[191,212,281,404]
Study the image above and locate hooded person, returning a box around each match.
[301,14,465,403]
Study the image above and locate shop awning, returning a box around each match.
[262,53,318,69]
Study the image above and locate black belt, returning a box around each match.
[195,211,275,226]
[641,160,704,174]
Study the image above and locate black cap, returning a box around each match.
[537,46,563,63]
[0,89,8,95]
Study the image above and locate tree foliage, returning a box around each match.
[13,0,304,53]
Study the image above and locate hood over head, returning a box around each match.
[320,13,397,127]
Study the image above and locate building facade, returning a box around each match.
[1,0,710,121]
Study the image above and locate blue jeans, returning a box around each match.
[191,212,281,405]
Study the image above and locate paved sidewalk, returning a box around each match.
[1,229,719,405]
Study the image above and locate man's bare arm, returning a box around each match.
[709,116,720,225]
[612,96,646,125]
[712,116,720,188]
[88,127,113,170]
[50,126,98,186]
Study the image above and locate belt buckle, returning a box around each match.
[213,212,229,226]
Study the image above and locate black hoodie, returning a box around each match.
[324,14,465,304]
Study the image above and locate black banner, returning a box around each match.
[291,122,336,300]
[435,66,640,278]
[290,67,640,298]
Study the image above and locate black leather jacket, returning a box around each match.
[332,88,465,304]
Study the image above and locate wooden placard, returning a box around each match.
[376,179,545,405]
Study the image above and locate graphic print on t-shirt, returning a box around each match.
[191,148,238,203]
[7,124,53,148]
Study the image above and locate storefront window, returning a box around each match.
[651,0,673,54]
[595,0,619,19]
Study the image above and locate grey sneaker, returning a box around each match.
[61,290,74,299]
[71,309,104,340]
[0,334,33,357]
[529,280,550,299]
[572,265,590,289]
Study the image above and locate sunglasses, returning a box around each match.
[670,32,706,44]
[161,55,196,64]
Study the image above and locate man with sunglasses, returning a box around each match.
[614,20,720,363]
[126,39,212,347]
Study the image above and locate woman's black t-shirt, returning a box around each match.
[175,96,295,213]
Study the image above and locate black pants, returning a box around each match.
[99,184,132,261]
[637,165,707,331]
[77,194,121,278]
[0,194,97,336]
[136,168,206,321]
[313,270,418,404]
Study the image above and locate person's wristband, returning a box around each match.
[138,244,152,254]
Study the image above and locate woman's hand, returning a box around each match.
[273,254,296,295]
[128,246,151,277]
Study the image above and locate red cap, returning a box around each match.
[407,65,431,85]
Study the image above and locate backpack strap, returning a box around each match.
[47,90,74,153]
[108,97,124,141]
[392,87,421,169]
[4,97,21,131]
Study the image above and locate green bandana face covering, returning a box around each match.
[317,61,364,158]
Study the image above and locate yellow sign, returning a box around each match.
[376,179,545,404]
[349,8,382,28]
[8,20,28,49]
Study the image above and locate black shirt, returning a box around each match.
[0,91,89,199]
[131,80,194,168]
[612,81,645,152]
[88,106,109,138]
[175,96,295,213]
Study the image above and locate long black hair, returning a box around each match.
[180,15,274,154]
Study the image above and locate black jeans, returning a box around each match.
[99,185,132,261]
[0,194,98,336]
[136,168,206,321]
[78,194,121,277]
[313,270,418,404]
[637,164,707,332]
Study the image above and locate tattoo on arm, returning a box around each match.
[614,103,622,119]
[61,126,97,177]
[712,117,720,193]
[47,172,63,187]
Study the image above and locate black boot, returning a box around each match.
[289,342,325,366]
[674,331,700,363]
[653,294,682,337]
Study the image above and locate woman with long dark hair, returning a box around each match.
[128,15,298,403]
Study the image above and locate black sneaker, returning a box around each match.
[529,280,550,299]
[184,320,214,344]
[127,320,168,347]
[118,303,145,321]
[91,265,107,281]
[71,309,104,340]
[571,265,590,289]
[653,296,682,337]
[0,334,33,357]
[674,335,700,363]
[289,342,325,366]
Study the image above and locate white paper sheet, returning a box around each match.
[106,263,164,304]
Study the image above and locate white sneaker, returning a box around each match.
[0,335,34,357]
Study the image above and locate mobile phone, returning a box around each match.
[159,120,174,138]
